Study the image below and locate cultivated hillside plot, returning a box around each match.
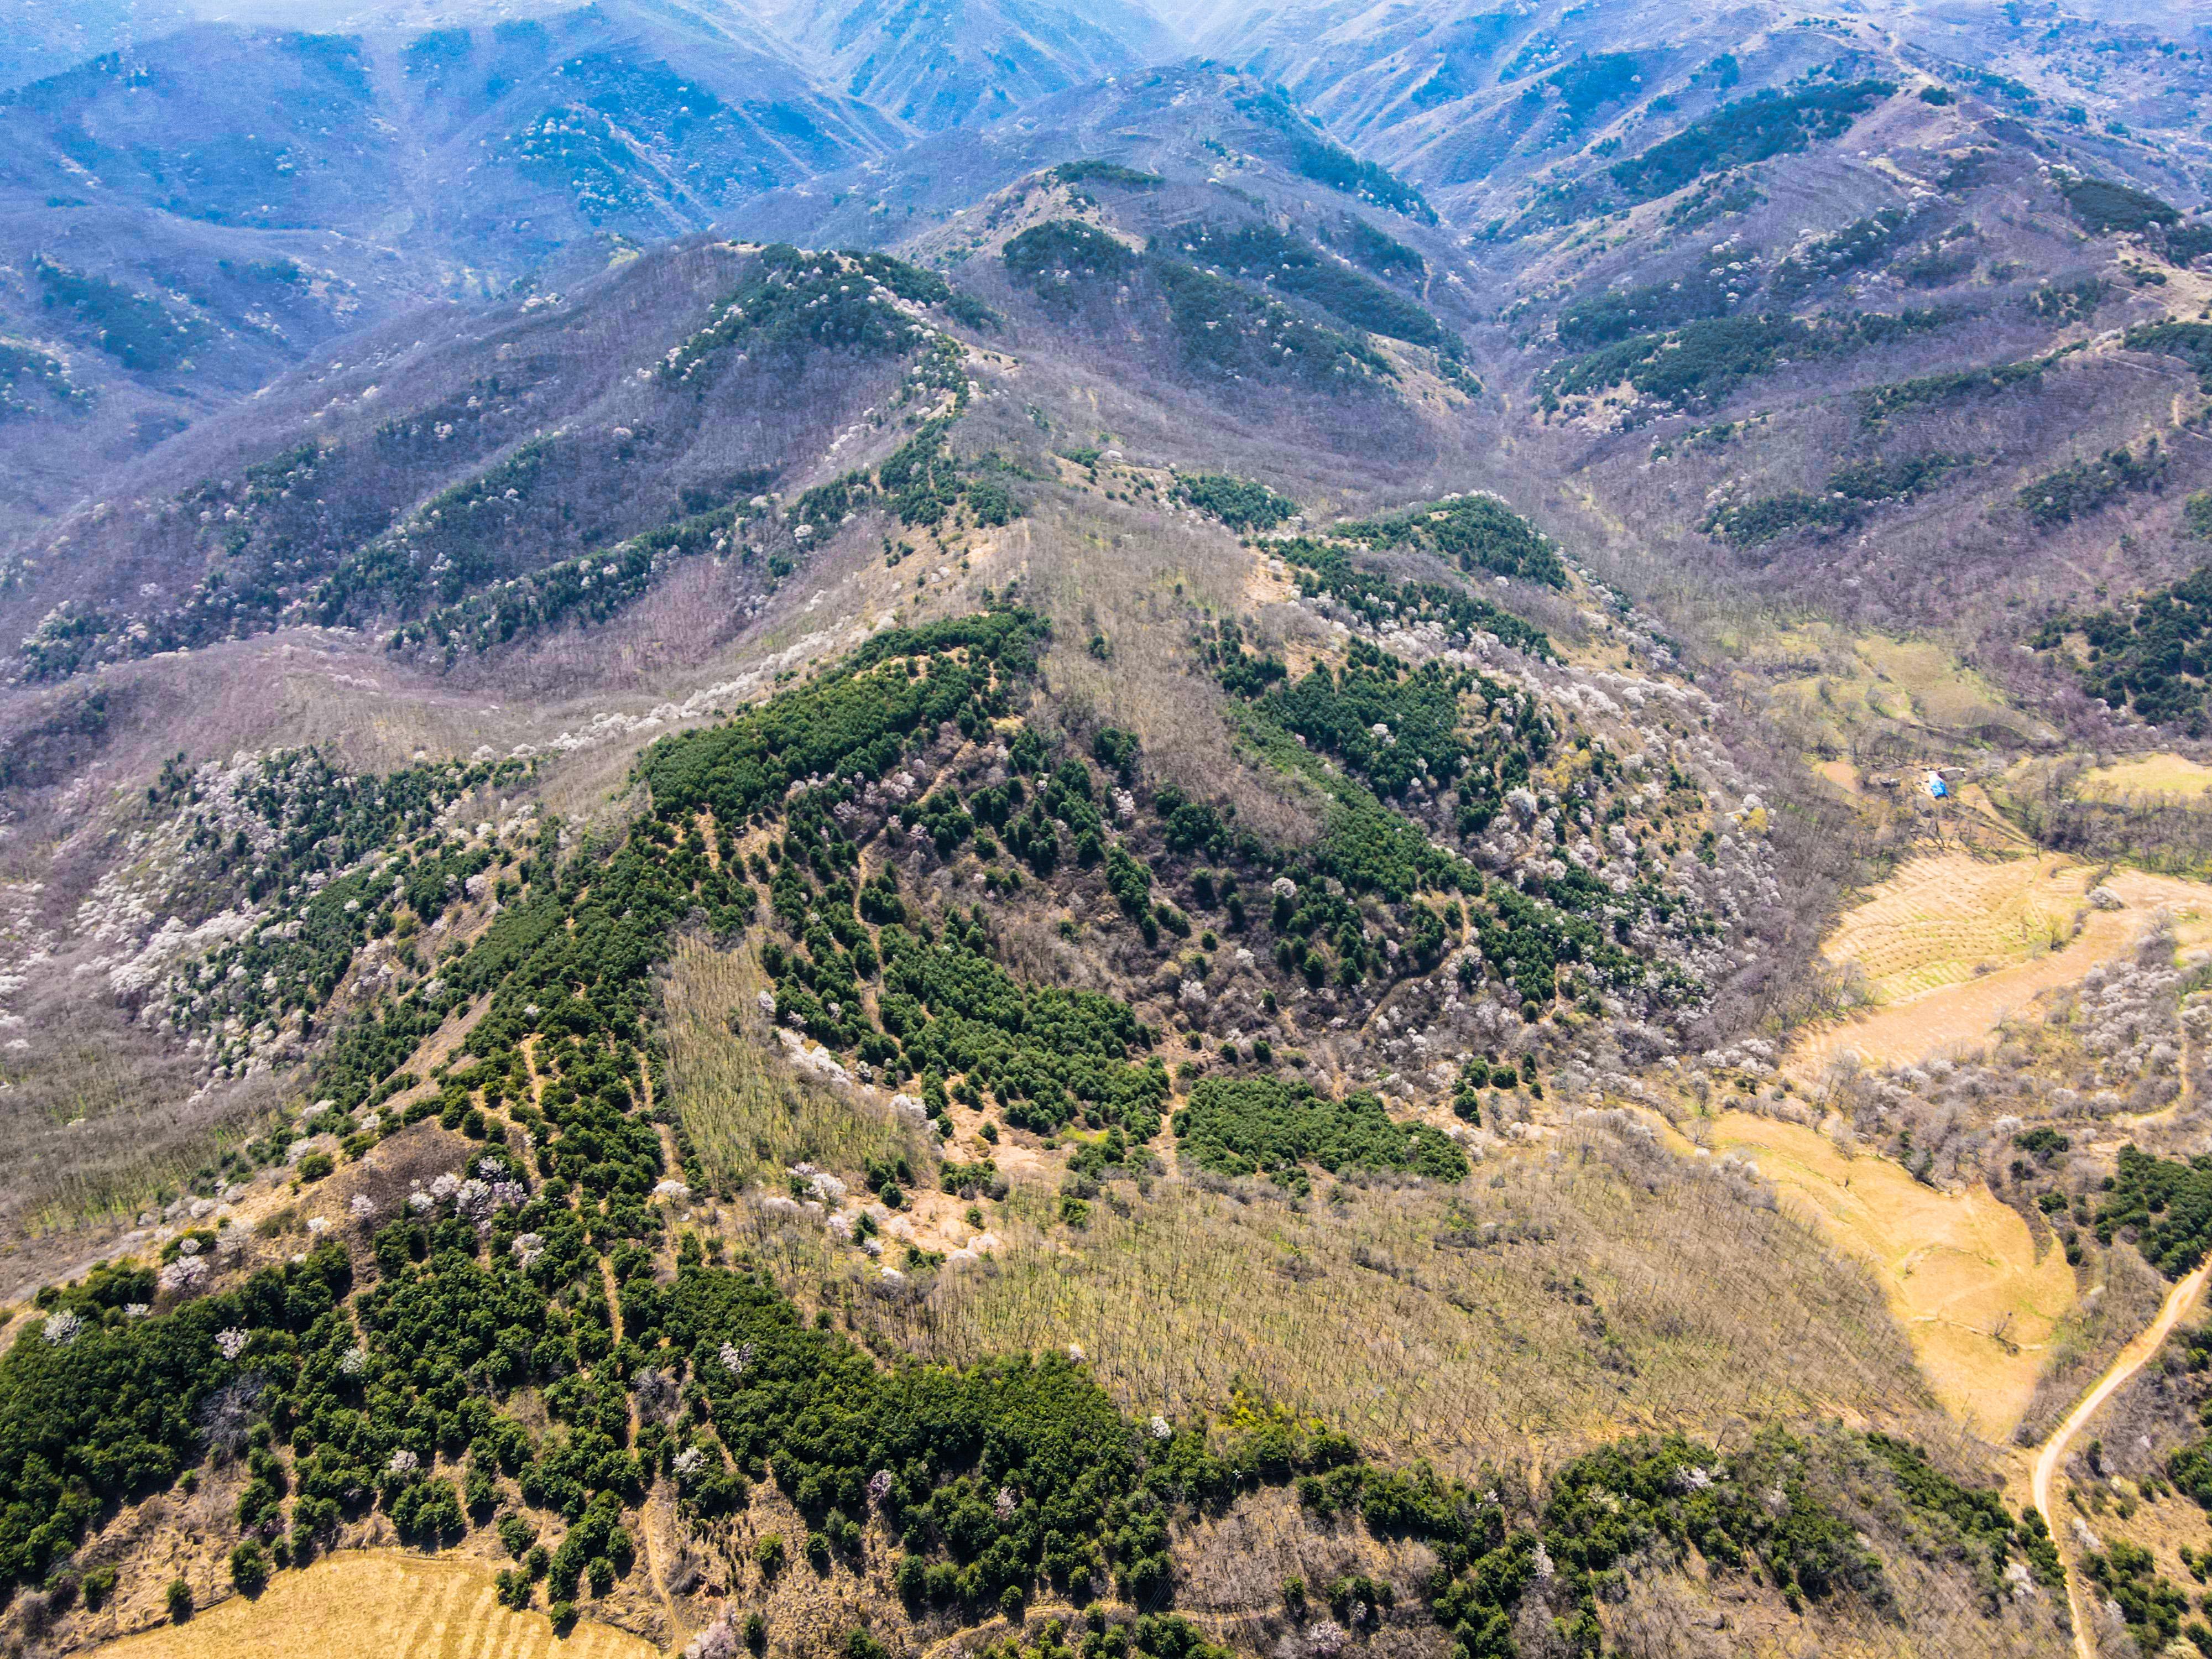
[1704,1112,2074,1442]
[1793,854,2212,1076]
[1820,851,2091,1006]
[91,1551,653,1659]
[2075,752,2212,802]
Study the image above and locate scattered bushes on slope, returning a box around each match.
[1324,493,1566,587]
[2017,440,2167,529]
[1173,1076,1467,1192]
[1172,473,1298,531]
[1704,453,1972,546]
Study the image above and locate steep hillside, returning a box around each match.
[1185,0,2210,227]
[764,0,1182,131]
[12,7,2212,1659]
[0,0,194,94]
[0,598,2063,1658]
[0,122,2034,1651]
[0,4,903,528]
[711,34,2212,775]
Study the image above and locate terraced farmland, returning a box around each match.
[1822,851,2090,1005]
[92,1552,656,1659]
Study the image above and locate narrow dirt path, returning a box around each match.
[628,1055,685,1648]
[597,1232,685,1646]
[536,1040,682,1649]
[2032,1260,2212,1659]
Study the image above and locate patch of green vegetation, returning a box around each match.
[390,498,760,662]
[1650,414,1767,459]
[221,256,311,289]
[1860,351,2068,426]
[784,343,1012,533]
[2081,1541,2191,1656]
[1608,82,1894,205]
[1544,52,1645,125]
[1319,216,1426,284]
[878,417,979,530]
[642,611,1044,824]
[2188,492,2212,540]
[496,104,657,223]
[1266,539,1552,659]
[2061,176,2182,236]
[1173,1077,1466,1192]
[1704,454,1971,546]
[2167,1363,2212,1514]
[1005,223,1393,394]
[659,246,951,387]
[311,439,550,625]
[1003,222,1140,296]
[1556,262,1739,350]
[1472,873,1647,1010]
[846,250,1000,332]
[2172,223,2212,265]
[2027,276,2104,322]
[400,26,469,79]
[0,340,85,420]
[1863,1433,2063,1605]
[1311,776,1478,908]
[1896,246,1976,288]
[1435,1430,1882,1648]
[33,256,205,373]
[1239,90,1436,222]
[1151,260,1394,388]
[1050,160,1163,191]
[14,601,121,682]
[1212,629,1492,800]
[2125,321,2212,392]
[135,749,534,1070]
[1325,493,1568,587]
[1661,175,1766,233]
[14,1212,1421,1615]
[1540,309,1946,413]
[1172,473,1297,531]
[2094,1145,2212,1275]
[1207,611,1678,1012]
[1768,206,1918,300]
[1167,220,1458,355]
[972,1613,1229,1659]
[1958,66,2038,108]
[2,1244,362,1588]
[821,909,1168,1141]
[2017,439,2166,529]
[24,429,441,670]
[2037,565,2212,731]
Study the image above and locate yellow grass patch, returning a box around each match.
[1814,758,1864,796]
[91,1551,654,1659]
[1856,637,2038,735]
[1794,859,2212,1078]
[2076,752,2212,801]
[901,1131,1924,1478]
[1819,851,2089,1005]
[1755,625,2056,750]
[1702,1113,2074,1442]
[660,935,922,1190]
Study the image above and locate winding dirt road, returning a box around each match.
[2031,1261,2212,1659]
